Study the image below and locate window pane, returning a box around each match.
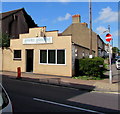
[57,50,65,64]
[14,50,21,58]
[48,50,55,64]
[40,50,47,63]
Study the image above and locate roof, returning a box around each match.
[1,8,24,19]
[97,35,105,44]
[1,8,37,28]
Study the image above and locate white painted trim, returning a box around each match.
[56,49,57,64]
[13,58,22,60]
[47,49,48,64]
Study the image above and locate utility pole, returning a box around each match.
[108,25,110,33]
[102,25,112,84]
[105,25,112,84]
[108,25,113,47]
[108,25,112,84]
[89,0,92,58]
[108,39,112,84]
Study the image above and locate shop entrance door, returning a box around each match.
[26,49,34,72]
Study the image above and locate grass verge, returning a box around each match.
[72,75,106,80]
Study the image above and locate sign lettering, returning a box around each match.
[23,37,52,44]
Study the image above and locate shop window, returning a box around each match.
[40,49,65,65]
[48,50,56,64]
[14,50,21,60]
[40,50,47,63]
[57,50,65,64]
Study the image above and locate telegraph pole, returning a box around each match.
[102,25,112,84]
[89,0,92,58]
[108,25,110,33]
[109,39,112,84]
[106,25,112,84]
[108,25,112,84]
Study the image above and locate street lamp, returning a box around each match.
[105,25,113,84]
[106,33,112,84]
[100,25,113,84]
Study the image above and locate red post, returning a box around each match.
[17,67,21,79]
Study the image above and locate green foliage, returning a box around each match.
[79,57,105,78]
[112,47,120,54]
[72,75,102,80]
[0,33,10,48]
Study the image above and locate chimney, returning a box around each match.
[72,14,81,23]
[81,22,88,27]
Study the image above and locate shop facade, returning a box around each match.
[2,14,106,77]
[2,27,73,77]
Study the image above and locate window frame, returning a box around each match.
[40,50,47,64]
[57,49,66,64]
[13,50,22,60]
[39,49,66,65]
[48,49,56,64]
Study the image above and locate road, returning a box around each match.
[2,75,119,113]
[112,64,120,82]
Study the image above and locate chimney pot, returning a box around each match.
[81,22,88,27]
[72,14,80,18]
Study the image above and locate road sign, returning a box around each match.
[106,33,112,42]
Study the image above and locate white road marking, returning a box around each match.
[33,97,104,114]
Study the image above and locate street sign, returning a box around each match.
[106,33,112,42]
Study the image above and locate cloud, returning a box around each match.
[57,13,71,21]
[96,26,108,34]
[95,7,118,23]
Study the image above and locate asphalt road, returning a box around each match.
[112,64,120,81]
[2,75,119,113]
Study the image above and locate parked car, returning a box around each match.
[115,56,120,61]
[0,83,13,113]
[116,59,120,70]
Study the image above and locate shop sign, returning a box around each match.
[23,37,52,44]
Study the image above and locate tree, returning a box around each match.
[112,47,120,57]
[0,33,10,48]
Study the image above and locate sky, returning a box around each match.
[1,1,119,48]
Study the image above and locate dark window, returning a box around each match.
[48,50,56,64]
[57,50,65,64]
[14,50,21,59]
[40,50,47,63]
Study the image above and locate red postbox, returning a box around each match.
[17,67,21,79]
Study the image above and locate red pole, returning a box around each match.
[17,67,21,79]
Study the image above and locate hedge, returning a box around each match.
[79,57,105,78]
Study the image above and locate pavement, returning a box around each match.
[1,64,119,94]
